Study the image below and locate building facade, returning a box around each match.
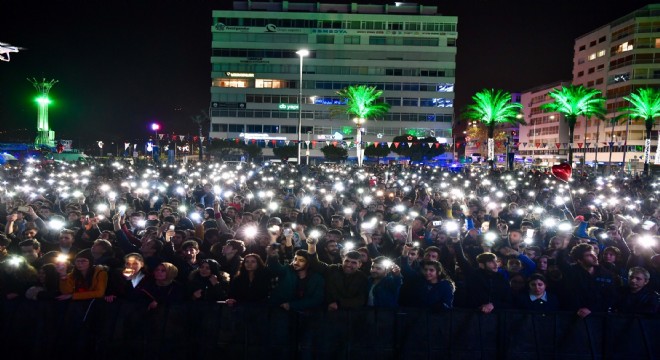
[210,1,457,161]
[518,82,572,166]
[572,4,660,166]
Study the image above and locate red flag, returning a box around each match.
[577,143,583,149]
[393,142,400,148]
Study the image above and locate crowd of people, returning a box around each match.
[0,158,658,317]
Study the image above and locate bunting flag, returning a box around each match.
[124,142,130,150]
[311,140,317,147]
[133,144,137,150]
[387,142,393,148]
[365,142,371,147]
[156,134,162,140]
[270,140,277,146]
[346,141,352,147]
[179,135,186,141]
[577,143,583,149]
[332,141,338,147]
[617,141,622,146]
[585,142,591,148]
[200,137,205,142]
[555,143,561,149]
[608,142,614,147]
[244,139,249,145]
[285,140,290,146]
[563,143,568,148]
[373,142,379,147]
[535,143,540,148]
[435,143,440,149]
[325,141,330,147]
[427,142,433,148]
[475,142,481,148]
[393,142,400,148]
[406,142,411,148]
[235,138,240,144]
[171,135,177,141]
[251,139,256,144]
[305,141,310,147]
[522,142,528,148]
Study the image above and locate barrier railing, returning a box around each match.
[1,299,657,359]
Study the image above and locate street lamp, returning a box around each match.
[151,123,161,165]
[296,49,309,165]
[305,131,311,165]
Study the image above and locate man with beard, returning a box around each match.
[306,237,369,310]
[561,243,621,317]
[267,247,325,311]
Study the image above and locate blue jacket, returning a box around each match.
[367,274,402,308]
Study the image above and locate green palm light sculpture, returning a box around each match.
[541,85,605,167]
[334,85,390,167]
[463,89,523,170]
[619,88,660,175]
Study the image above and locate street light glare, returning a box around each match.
[296,49,309,57]
[151,123,160,131]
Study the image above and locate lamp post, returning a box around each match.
[151,123,160,165]
[353,117,364,167]
[296,49,309,165]
[306,131,311,165]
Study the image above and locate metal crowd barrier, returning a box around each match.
[0,299,657,359]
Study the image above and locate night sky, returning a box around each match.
[0,0,654,147]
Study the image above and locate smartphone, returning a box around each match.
[18,206,30,213]
[642,221,655,231]
[432,221,442,226]
[526,229,535,238]
[283,228,293,237]
[169,225,175,231]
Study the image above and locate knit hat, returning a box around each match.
[75,249,94,263]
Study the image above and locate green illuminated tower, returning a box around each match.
[28,78,59,148]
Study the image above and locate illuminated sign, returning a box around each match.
[278,103,299,111]
[226,72,254,78]
[239,133,287,141]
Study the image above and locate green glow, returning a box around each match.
[463,89,523,129]
[540,85,605,165]
[341,126,353,135]
[621,87,660,173]
[336,85,390,120]
[463,89,523,169]
[36,96,51,105]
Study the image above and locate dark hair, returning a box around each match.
[528,273,547,284]
[197,258,221,277]
[19,239,41,250]
[476,252,497,264]
[0,234,11,247]
[420,260,455,291]
[344,250,362,261]
[225,239,246,254]
[570,243,595,262]
[239,253,266,273]
[181,240,200,251]
[425,246,441,257]
[294,249,312,262]
[39,263,61,293]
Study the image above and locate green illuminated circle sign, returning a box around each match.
[278,103,299,111]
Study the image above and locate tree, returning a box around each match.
[272,145,298,161]
[619,88,660,175]
[462,89,523,170]
[245,144,262,160]
[320,145,348,162]
[332,85,390,166]
[364,144,391,161]
[540,85,605,166]
[465,124,508,155]
[207,139,260,161]
[191,110,209,161]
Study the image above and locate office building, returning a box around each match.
[210,1,457,161]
